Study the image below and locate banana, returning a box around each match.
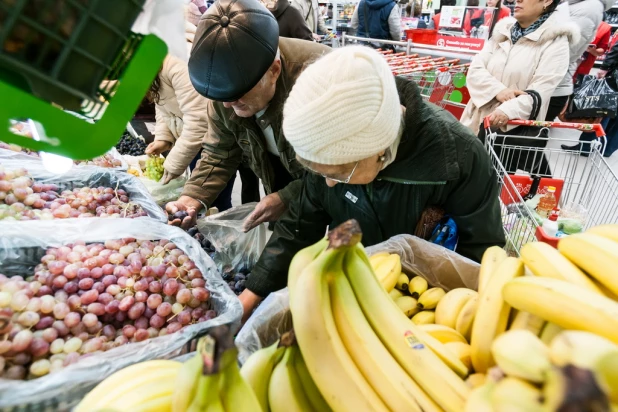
[466,373,487,389]
[587,224,618,243]
[539,322,563,345]
[219,346,262,412]
[331,267,424,412]
[345,244,470,412]
[395,296,420,317]
[409,276,429,299]
[491,330,551,383]
[288,237,329,300]
[268,346,314,412]
[374,254,402,292]
[455,295,479,342]
[240,340,285,412]
[478,246,508,295]
[435,288,478,329]
[471,257,523,373]
[290,244,389,412]
[464,382,495,412]
[396,273,410,291]
[411,310,435,325]
[172,353,203,412]
[389,288,405,300]
[445,341,472,370]
[187,369,223,412]
[502,277,618,344]
[508,311,546,336]
[132,393,174,412]
[558,233,618,296]
[548,330,618,369]
[417,287,446,310]
[521,242,603,294]
[107,378,175,411]
[542,367,567,412]
[596,351,618,403]
[293,348,332,412]
[419,324,468,344]
[491,377,543,412]
[369,252,390,268]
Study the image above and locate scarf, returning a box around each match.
[511,11,552,44]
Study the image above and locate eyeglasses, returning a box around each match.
[308,161,359,184]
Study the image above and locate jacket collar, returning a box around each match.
[493,10,580,45]
[378,77,460,183]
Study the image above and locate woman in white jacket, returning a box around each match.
[460,0,579,135]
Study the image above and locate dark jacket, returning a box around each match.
[246,77,506,297]
[601,38,618,72]
[181,38,330,207]
[266,0,314,41]
[358,0,397,40]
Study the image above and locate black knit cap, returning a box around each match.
[188,0,280,102]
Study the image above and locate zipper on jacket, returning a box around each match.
[364,183,374,202]
[377,177,446,185]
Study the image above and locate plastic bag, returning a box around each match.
[0,146,128,171]
[139,175,188,206]
[235,235,479,363]
[196,204,268,274]
[0,218,242,411]
[0,158,167,223]
[565,75,618,119]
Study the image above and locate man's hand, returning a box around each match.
[312,33,323,42]
[161,170,180,185]
[496,88,527,103]
[242,192,287,232]
[238,289,263,323]
[165,195,202,229]
[146,140,172,156]
[488,109,509,128]
[598,69,609,79]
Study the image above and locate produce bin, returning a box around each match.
[0,146,128,171]
[0,219,242,412]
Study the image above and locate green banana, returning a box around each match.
[219,347,263,412]
[172,353,203,412]
[240,340,285,412]
[269,346,315,412]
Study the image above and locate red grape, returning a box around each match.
[105,300,120,314]
[128,302,145,320]
[134,291,148,303]
[122,325,136,339]
[97,292,113,305]
[163,279,179,296]
[63,281,79,294]
[156,302,172,317]
[176,289,192,305]
[118,296,135,312]
[82,313,98,328]
[67,295,81,310]
[63,312,81,328]
[90,267,103,279]
[134,329,149,342]
[191,278,206,288]
[78,278,93,290]
[87,303,105,316]
[177,310,192,325]
[134,316,149,330]
[192,287,210,302]
[80,290,99,305]
[166,322,182,334]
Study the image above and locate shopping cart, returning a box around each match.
[484,118,618,254]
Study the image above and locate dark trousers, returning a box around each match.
[579,116,618,157]
[189,150,234,212]
[544,95,570,122]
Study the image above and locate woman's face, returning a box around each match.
[299,154,385,188]
[514,0,552,27]
[486,0,498,8]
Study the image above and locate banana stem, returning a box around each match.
[327,219,362,250]
[279,329,297,348]
[198,325,235,375]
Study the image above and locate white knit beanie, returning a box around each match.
[283,46,402,165]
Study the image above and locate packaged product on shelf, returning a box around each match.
[0,218,242,411]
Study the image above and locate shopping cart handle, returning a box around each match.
[483,117,605,138]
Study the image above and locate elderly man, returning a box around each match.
[166,0,330,230]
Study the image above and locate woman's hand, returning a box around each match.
[496,88,527,103]
[488,109,509,128]
[146,140,172,156]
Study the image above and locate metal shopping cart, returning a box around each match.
[484,118,618,255]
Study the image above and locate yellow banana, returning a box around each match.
[375,254,402,292]
[596,351,618,403]
[219,346,262,412]
[331,268,424,412]
[290,245,389,412]
[172,353,203,412]
[435,288,478,329]
[395,296,420,317]
[455,295,479,342]
[240,340,285,412]
[558,233,618,296]
[187,369,223,412]
[396,273,410,291]
[521,242,603,294]
[491,377,543,412]
[293,348,332,412]
[107,379,175,411]
[369,252,390,267]
[444,341,472,370]
[411,310,435,325]
[540,322,563,345]
[465,373,487,389]
[132,393,174,412]
[345,245,470,411]
[542,367,567,412]
[409,276,429,299]
[268,346,314,412]
[419,324,468,344]
[471,257,523,373]
[548,330,618,369]
[389,288,405,300]
[464,383,495,412]
[587,224,618,243]
[508,311,546,336]
[478,246,507,294]
[288,237,329,301]
[417,287,446,310]
[491,330,551,383]
[503,277,618,344]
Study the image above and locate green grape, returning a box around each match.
[144,157,165,181]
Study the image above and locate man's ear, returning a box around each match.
[270,58,282,81]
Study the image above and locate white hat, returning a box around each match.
[283,46,402,166]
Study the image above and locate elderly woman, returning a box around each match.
[238,46,505,317]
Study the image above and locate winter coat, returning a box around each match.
[245,77,506,297]
[601,32,618,72]
[355,0,400,40]
[553,0,613,96]
[181,38,330,207]
[263,0,313,41]
[154,22,209,176]
[290,0,329,34]
[460,13,579,135]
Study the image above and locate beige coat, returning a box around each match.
[460,14,579,135]
[154,22,209,175]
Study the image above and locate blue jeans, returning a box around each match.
[189,150,234,212]
[579,117,618,157]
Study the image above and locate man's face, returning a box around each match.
[222,59,281,118]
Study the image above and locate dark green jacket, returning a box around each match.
[181,38,330,207]
[246,77,506,297]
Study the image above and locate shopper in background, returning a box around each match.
[350,0,402,41]
[430,0,456,30]
[291,0,330,40]
[406,1,428,27]
[574,19,611,77]
[461,0,576,135]
[238,46,505,318]
[463,0,484,35]
[260,0,314,41]
[545,0,613,121]
[464,0,511,37]
[165,0,330,229]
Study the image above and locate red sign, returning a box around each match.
[434,35,485,52]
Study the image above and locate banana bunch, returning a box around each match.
[368,252,401,292]
[288,220,470,412]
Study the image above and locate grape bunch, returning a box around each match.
[0,238,217,380]
[0,163,147,221]
[115,132,147,156]
[144,157,164,182]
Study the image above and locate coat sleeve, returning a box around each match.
[246,176,331,297]
[286,7,314,41]
[601,40,618,71]
[318,10,329,33]
[161,57,210,176]
[180,102,243,205]
[351,5,359,31]
[154,105,176,145]
[388,5,402,40]
[498,36,570,121]
[466,38,509,108]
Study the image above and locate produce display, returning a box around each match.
[144,156,165,181]
[0,237,217,380]
[0,163,148,221]
[115,131,147,156]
